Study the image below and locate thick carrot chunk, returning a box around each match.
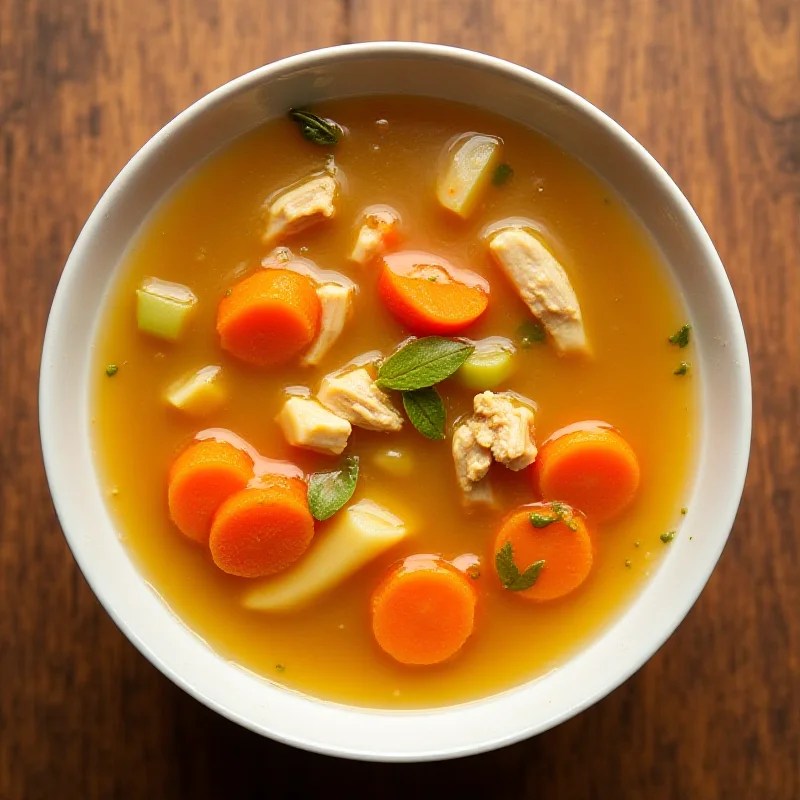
[217,269,321,367]
[168,440,254,544]
[493,503,593,601]
[209,485,314,578]
[534,426,640,522]
[371,555,476,665]
[378,251,489,335]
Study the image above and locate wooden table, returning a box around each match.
[2,1,798,797]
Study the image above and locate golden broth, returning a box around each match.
[92,96,695,708]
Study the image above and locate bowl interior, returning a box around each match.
[40,43,750,761]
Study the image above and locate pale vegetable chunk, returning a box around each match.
[243,499,409,612]
[350,206,400,265]
[276,396,351,455]
[437,133,502,218]
[487,227,588,354]
[318,367,403,432]
[136,278,197,341]
[165,365,225,416]
[263,174,337,245]
[457,338,515,389]
[301,283,354,366]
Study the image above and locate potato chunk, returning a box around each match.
[276,396,351,455]
[165,365,225,416]
[349,206,400,265]
[487,227,588,355]
[301,283,354,366]
[243,499,409,612]
[263,174,337,245]
[436,133,502,218]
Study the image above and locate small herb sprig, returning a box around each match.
[288,109,341,146]
[669,324,692,348]
[492,163,514,186]
[529,501,578,531]
[495,541,545,591]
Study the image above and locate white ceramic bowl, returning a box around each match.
[40,43,751,761]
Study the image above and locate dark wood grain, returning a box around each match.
[1,0,798,797]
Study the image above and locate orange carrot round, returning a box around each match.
[208,485,314,578]
[217,269,321,367]
[378,251,489,335]
[168,439,254,544]
[371,555,477,665]
[251,472,308,506]
[534,426,640,522]
[493,503,593,601]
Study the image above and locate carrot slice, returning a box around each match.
[378,251,489,335]
[208,485,314,578]
[493,503,593,601]
[371,554,476,665]
[250,472,308,506]
[217,269,321,367]
[534,427,640,522]
[168,440,254,544]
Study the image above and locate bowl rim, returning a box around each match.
[40,41,752,761]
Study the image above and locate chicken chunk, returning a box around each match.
[301,283,354,366]
[276,396,351,455]
[317,367,403,432]
[471,391,537,470]
[263,174,337,244]
[452,391,537,494]
[487,227,588,355]
[452,423,492,492]
[349,206,400,265]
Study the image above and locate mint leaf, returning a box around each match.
[307,455,359,521]
[376,337,474,391]
[668,324,691,348]
[495,541,545,591]
[517,320,546,348]
[288,109,341,146]
[402,387,446,440]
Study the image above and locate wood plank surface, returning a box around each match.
[1,0,798,797]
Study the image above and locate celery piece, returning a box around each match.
[165,365,225,417]
[436,133,502,218]
[457,338,516,390]
[136,277,197,341]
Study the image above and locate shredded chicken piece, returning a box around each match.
[452,391,537,493]
[488,227,588,354]
[350,206,400,265]
[317,367,403,432]
[263,174,337,244]
[276,396,351,455]
[301,283,353,366]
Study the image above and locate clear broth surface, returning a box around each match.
[92,96,695,708]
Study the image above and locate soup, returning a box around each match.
[92,96,696,708]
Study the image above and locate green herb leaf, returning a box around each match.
[550,501,579,531]
[492,163,514,186]
[680,506,688,515]
[674,361,691,376]
[625,559,632,568]
[402,387,446,440]
[466,564,481,580]
[105,364,118,377]
[275,664,285,672]
[669,324,692,348]
[495,541,545,591]
[288,109,341,146]
[660,531,676,543]
[307,455,359,521]
[376,337,474,391]
[529,512,558,528]
[517,320,547,348]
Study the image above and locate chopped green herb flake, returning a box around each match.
[550,501,579,531]
[492,163,514,186]
[660,531,676,544]
[427,275,438,282]
[529,512,559,528]
[224,288,232,297]
[625,559,632,568]
[517,320,547,348]
[634,540,641,548]
[466,564,481,580]
[288,109,340,146]
[275,664,285,672]
[105,364,119,377]
[674,361,691,376]
[669,324,692,348]
[495,541,545,591]
[680,506,688,515]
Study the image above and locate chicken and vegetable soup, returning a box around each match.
[93,96,696,707]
